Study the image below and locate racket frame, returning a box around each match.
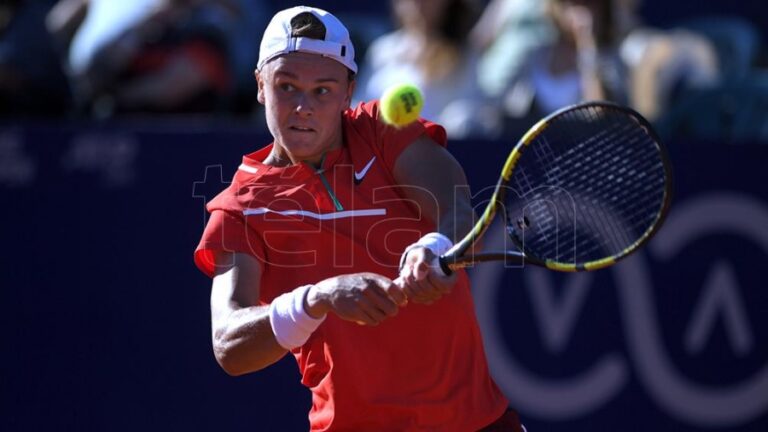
[439,101,673,274]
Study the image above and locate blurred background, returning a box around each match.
[1,0,766,430]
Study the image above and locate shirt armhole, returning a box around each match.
[356,101,448,173]
[194,209,266,278]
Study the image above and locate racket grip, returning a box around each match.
[431,256,453,277]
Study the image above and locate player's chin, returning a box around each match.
[281,133,320,154]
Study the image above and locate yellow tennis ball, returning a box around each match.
[380,83,424,127]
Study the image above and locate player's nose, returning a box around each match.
[294,92,314,117]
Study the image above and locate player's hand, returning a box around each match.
[305,273,407,326]
[396,247,457,305]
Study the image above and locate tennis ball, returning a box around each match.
[380,83,424,127]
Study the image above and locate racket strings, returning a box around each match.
[565,121,664,258]
[507,106,667,264]
[537,121,639,253]
[566,127,664,243]
[518,126,634,257]
[557,124,663,259]
[520,117,638,257]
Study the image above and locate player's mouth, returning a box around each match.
[289,125,315,133]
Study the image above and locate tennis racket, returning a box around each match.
[438,101,672,274]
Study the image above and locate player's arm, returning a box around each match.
[211,252,407,376]
[393,134,475,242]
[210,251,287,376]
[392,134,477,303]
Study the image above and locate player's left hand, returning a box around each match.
[396,247,457,305]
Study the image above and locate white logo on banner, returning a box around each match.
[473,192,768,427]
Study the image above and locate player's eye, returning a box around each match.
[279,83,295,92]
[315,87,330,96]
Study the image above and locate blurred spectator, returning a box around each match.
[654,71,768,143]
[475,0,629,124]
[355,0,500,138]
[472,0,722,128]
[617,0,720,121]
[222,0,269,115]
[621,28,719,121]
[470,0,552,110]
[646,11,766,143]
[47,0,243,117]
[0,0,71,116]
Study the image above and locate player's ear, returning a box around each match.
[255,69,266,105]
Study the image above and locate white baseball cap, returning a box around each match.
[257,6,357,73]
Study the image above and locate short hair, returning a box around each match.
[290,12,327,40]
[289,12,355,81]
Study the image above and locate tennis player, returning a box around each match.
[194,6,522,431]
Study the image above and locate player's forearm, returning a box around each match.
[212,305,287,376]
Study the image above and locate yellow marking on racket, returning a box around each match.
[480,199,497,226]
[584,257,617,271]
[545,261,578,272]
[501,149,522,181]
[520,118,549,145]
[450,261,471,270]
[501,119,549,181]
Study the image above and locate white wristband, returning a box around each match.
[268,284,326,350]
[399,232,454,271]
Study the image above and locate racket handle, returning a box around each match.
[431,256,452,277]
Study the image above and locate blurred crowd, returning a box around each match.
[1,0,766,142]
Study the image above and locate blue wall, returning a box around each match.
[1,122,767,431]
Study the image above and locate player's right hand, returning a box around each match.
[396,246,457,305]
[305,273,408,326]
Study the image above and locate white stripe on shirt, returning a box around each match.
[243,208,387,220]
[238,163,259,173]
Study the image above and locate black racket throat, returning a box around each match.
[440,250,528,275]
